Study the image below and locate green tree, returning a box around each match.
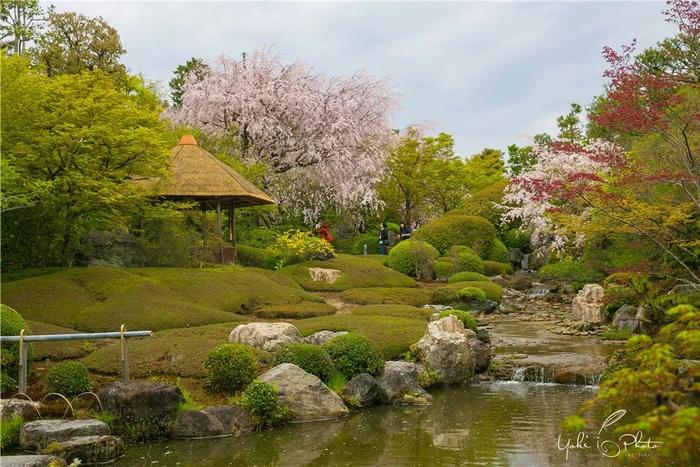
[1,55,169,267]
[32,11,126,78]
[169,57,208,107]
[506,144,536,176]
[462,148,505,192]
[0,0,48,54]
[556,102,584,142]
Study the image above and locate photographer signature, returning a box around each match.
[557,409,663,460]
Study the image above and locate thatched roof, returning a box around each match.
[143,135,275,208]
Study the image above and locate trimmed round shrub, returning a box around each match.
[486,239,509,263]
[273,343,335,382]
[448,245,477,257]
[502,229,531,250]
[412,215,496,255]
[0,305,32,383]
[45,361,91,397]
[457,251,485,274]
[459,287,486,302]
[448,271,490,283]
[386,240,439,279]
[324,334,384,379]
[434,260,455,280]
[539,261,603,287]
[0,371,18,394]
[204,343,257,393]
[432,281,504,304]
[243,380,286,428]
[483,260,513,276]
[438,310,477,331]
[236,245,281,270]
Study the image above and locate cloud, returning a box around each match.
[52,1,675,155]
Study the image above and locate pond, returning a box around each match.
[117,382,612,466]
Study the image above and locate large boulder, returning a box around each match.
[43,435,125,464]
[308,268,342,283]
[571,284,605,323]
[612,305,641,333]
[469,338,493,373]
[229,322,302,352]
[341,373,383,408]
[412,315,476,384]
[1,455,66,466]
[1,399,41,421]
[174,405,254,439]
[258,363,349,421]
[20,419,109,451]
[303,330,348,346]
[377,361,432,406]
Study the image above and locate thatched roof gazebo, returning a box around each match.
[142,135,275,263]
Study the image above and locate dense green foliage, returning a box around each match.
[448,271,490,283]
[539,261,603,288]
[459,287,486,302]
[456,251,485,274]
[486,239,509,263]
[236,245,281,270]
[386,240,439,279]
[204,344,257,393]
[323,334,384,379]
[242,380,288,429]
[433,260,455,280]
[351,232,381,255]
[45,361,91,397]
[340,287,431,307]
[350,304,433,320]
[483,260,513,276]
[0,415,23,451]
[273,343,335,382]
[0,304,31,393]
[438,310,477,331]
[432,281,503,304]
[412,215,496,255]
[501,229,531,250]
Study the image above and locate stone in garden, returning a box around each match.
[423,304,453,313]
[98,381,184,423]
[341,373,383,408]
[1,399,41,421]
[469,338,493,373]
[611,305,640,333]
[43,435,125,464]
[229,322,302,352]
[508,248,523,267]
[571,284,605,323]
[377,361,432,406]
[20,419,110,451]
[174,405,254,439]
[412,315,476,384]
[471,299,498,314]
[303,330,348,346]
[1,455,66,467]
[258,363,349,421]
[308,267,342,283]
[528,246,550,270]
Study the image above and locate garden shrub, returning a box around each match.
[0,371,18,394]
[351,232,381,255]
[350,304,433,320]
[456,251,485,274]
[412,215,496,255]
[0,304,32,386]
[448,271,490,283]
[386,240,439,279]
[272,343,335,382]
[340,287,431,307]
[539,261,603,287]
[433,260,454,280]
[255,302,336,319]
[486,239,509,263]
[459,287,486,302]
[502,228,531,250]
[449,180,509,227]
[602,285,638,318]
[483,260,513,276]
[273,230,334,267]
[438,310,477,331]
[432,281,503,303]
[448,245,477,257]
[236,245,281,270]
[204,343,257,393]
[0,415,23,450]
[242,380,288,428]
[324,333,384,379]
[45,361,91,397]
[238,228,279,249]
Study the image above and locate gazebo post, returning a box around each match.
[229,200,237,264]
[216,200,223,263]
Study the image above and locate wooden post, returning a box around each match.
[18,329,27,393]
[202,208,208,247]
[216,200,222,263]
[229,200,237,264]
[120,324,129,384]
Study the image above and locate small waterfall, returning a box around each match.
[583,374,602,387]
[511,366,552,383]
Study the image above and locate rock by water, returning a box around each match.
[412,315,477,384]
[571,284,605,323]
[45,435,125,464]
[20,419,110,451]
[174,405,254,439]
[341,373,383,408]
[377,361,432,406]
[229,322,302,352]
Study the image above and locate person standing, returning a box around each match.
[379,222,389,255]
[399,222,412,241]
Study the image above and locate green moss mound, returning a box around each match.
[459,287,486,302]
[279,254,416,291]
[324,334,384,379]
[539,261,603,288]
[255,302,335,319]
[340,287,431,307]
[448,271,490,283]
[432,281,503,304]
[236,245,281,270]
[295,314,427,360]
[204,343,258,393]
[386,240,439,279]
[1,267,316,332]
[486,239,509,263]
[45,361,91,397]
[412,215,496,255]
[456,251,485,274]
[351,304,433,320]
[272,343,335,382]
[438,310,477,331]
[433,261,455,280]
[483,260,513,276]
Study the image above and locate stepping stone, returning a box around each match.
[43,435,125,464]
[20,419,110,451]
[0,455,66,466]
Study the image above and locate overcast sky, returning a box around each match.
[52,1,673,156]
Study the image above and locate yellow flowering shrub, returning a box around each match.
[271,230,334,267]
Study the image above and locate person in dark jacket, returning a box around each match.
[399,222,412,241]
[379,222,389,255]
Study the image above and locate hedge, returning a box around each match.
[412,215,496,256]
[448,271,490,283]
[486,239,509,263]
[386,240,439,278]
[236,245,281,270]
[483,260,513,276]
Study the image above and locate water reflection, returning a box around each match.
[118,383,617,467]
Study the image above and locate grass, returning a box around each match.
[279,254,416,291]
[254,302,336,319]
[340,287,431,306]
[27,320,108,361]
[2,266,317,332]
[0,415,23,450]
[350,304,433,320]
[82,321,274,379]
[294,314,427,360]
[601,327,633,341]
